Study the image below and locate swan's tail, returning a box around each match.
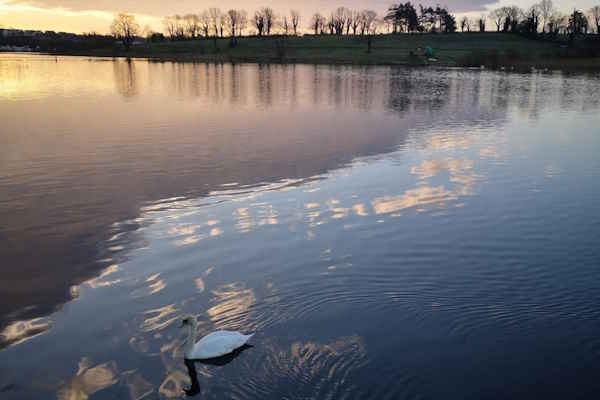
[243,333,254,343]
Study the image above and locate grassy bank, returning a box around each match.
[61,33,600,70]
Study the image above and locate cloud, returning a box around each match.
[4,0,505,18]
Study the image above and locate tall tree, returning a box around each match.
[539,0,553,32]
[283,16,289,35]
[589,6,600,34]
[226,9,239,41]
[208,8,221,38]
[360,10,378,35]
[522,5,541,35]
[507,6,522,32]
[547,12,567,36]
[111,13,139,50]
[184,14,200,38]
[311,13,325,35]
[199,11,210,37]
[385,2,419,33]
[489,9,504,32]
[291,10,300,35]
[443,12,457,33]
[218,13,226,37]
[254,11,265,36]
[419,5,437,32]
[163,16,177,39]
[460,16,469,32]
[261,7,275,35]
[238,10,248,36]
[478,16,486,32]
[568,9,588,40]
[351,10,361,34]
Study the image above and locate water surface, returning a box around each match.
[1,54,600,399]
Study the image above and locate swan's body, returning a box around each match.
[181,315,253,360]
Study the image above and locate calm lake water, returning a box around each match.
[1,54,600,399]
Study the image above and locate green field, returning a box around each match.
[77,33,600,70]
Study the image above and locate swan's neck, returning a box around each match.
[183,325,196,358]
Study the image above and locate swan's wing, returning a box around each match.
[191,331,253,360]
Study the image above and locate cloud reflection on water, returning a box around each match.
[4,60,595,365]
[56,358,118,400]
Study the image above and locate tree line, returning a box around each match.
[109,2,600,49]
[485,1,599,38]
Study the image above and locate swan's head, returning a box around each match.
[181,315,197,328]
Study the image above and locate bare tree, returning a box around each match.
[478,15,486,32]
[526,4,542,34]
[351,10,361,34]
[539,0,553,32]
[218,13,227,37]
[283,16,289,35]
[199,11,210,37]
[238,10,248,37]
[547,11,567,35]
[333,7,349,35]
[184,14,200,38]
[460,16,469,32]
[589,6,600,33]
[111,13,139,50]
[327,13,335,35]
[311,13,325,35]
[507,6,522,31]
[291,10,300,35]
[254,10,265,36]
[208,8,221,38]
[489,9,504,32]
[261,7,276,35]
[372,17,385,35]
[227,9,239,40]
[345,10,352,34]
[360,10,377,35]
[163,16,177,39]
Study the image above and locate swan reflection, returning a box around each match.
[183,345,253,397]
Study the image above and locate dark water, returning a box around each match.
[1,54,600,399]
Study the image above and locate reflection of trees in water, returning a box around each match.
[257,64,273,107]
[127,62,598,120]
[113,59,138,98]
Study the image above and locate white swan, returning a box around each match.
[181,315,254,360]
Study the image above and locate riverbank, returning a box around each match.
[48,33,600,70]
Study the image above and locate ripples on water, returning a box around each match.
[1,54,600,399]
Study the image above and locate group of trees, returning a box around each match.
[162,9,251,40]
[486,1,600,38]
[385,3,457,33]
[310,9,379,35]
[161,8,300,40]
[109,2,600,49]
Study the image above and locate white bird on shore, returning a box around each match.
[180,315,254,360]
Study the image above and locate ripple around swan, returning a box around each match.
[198,336,370,400]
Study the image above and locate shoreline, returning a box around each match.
[25,50,600,72]
[3,33,600,71]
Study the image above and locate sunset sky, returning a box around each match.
[0,0,596,34]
